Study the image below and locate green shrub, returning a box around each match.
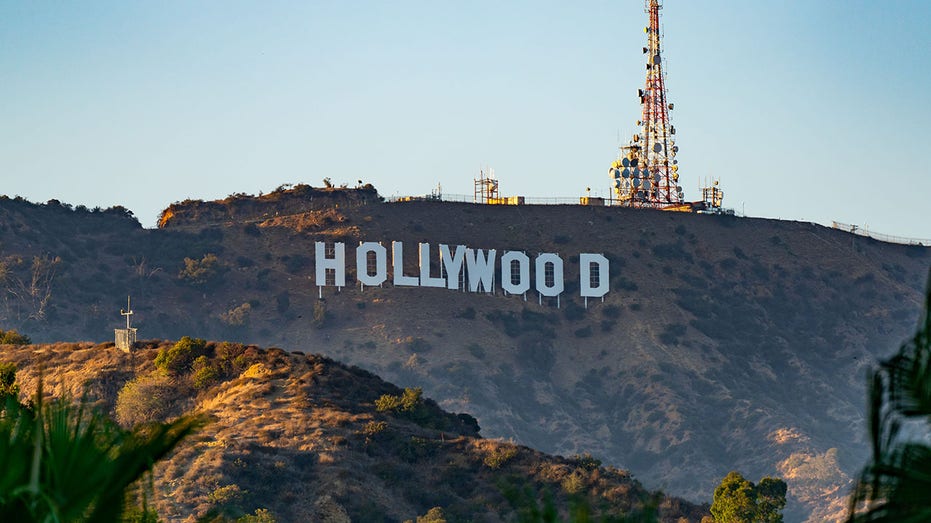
[0,330,30,345]
[238,509,276,523]
[155,336,208,374]
[561,471,585,494]
[115,374,178,426]
[375,387,423,413]
[483,445,518,469]
[361,420,388,438]
[375,394,403,412]
[220,303,252,327]
[122,506,161,523]
[572,452,602,471]
[192,356,221,389]
[404,506,446,523]
[208,484,245,505]
[0,362,19,400]
[400,387,423,410]
[178,253,222,286]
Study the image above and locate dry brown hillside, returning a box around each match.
[1,340,706,522]
[1,186,929,521]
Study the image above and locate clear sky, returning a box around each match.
[2,1,930,239]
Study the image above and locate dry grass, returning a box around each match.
[0,341,707,522]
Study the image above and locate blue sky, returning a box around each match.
[2,1,930,239]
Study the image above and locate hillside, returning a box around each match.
[1,187,929,521]
[1,341,705,522]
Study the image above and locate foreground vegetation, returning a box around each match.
[0,339,707,522]
[0,364,201,521]
[847,275,931,521]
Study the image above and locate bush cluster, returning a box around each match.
[178,253,222,286]
[375,387,424,413]
[0,362,19,400]
[115,373,176,426]
[155,336,209,374]
[571,452,602,471]
[0,329,30,345]
[483,445,518,469]
[118,338,257,426]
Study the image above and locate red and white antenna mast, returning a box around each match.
[610,0,684,208]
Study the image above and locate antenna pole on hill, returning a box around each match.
[121,296,134,330]
[116,296,137,353]
[608,0,685,209]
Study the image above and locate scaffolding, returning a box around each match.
[474,168,499,204]
[701,179,725,212]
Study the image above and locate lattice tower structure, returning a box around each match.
[610,0,684,208]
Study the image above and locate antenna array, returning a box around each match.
[609,0,684,208]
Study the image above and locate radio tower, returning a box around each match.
[610,0,684,209]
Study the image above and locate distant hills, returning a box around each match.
[1,185,929,521]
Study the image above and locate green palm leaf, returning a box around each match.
[849,272,931,522]
[0,383,203,522]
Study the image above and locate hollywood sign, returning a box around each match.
[313,241,610,301]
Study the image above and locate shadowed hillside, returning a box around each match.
[1,186,928,521]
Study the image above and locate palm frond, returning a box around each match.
[0,385,204,522]
[849,271,931,522]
